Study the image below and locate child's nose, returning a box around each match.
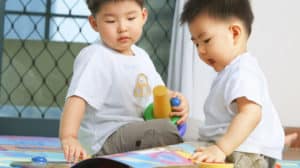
[117,21,128,33]
[198,46,206,55]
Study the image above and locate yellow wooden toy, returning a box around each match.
[199,162,234,168]
[153,85,171,118]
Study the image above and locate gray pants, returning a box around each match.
[227,152,276,168]
[94,119,183,157]
[187,141,276,168]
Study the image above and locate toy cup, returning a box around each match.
[153,85,171,118]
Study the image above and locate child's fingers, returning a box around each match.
[171,106,183,112]
[172,102,189,113]
[177,114,188,124]
[168,91,179,98]
[197,154,208,163]
[74,148,81,163]
[192,152,207,163]
[195,147,206,152]
[191,152,201,160]
[68,146,75,162]
[63,145,70,161]
[81,150,89,160]
[169,111,186,124]
[170,111,184,116]
[204,157,214,163]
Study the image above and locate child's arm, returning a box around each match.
[192,96,262,163]
[217,97,262,155]
[168,90,190,124]
[59,96,88,163]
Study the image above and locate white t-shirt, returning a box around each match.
[199,52,284,159]
[66,42,164,155]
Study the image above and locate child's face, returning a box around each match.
[89,1,147,55]
[189,13,239,72]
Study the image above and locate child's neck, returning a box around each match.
[119,49,134,56]
[235,46,247,57]
[102,41,134,56]
[233,40,248,58]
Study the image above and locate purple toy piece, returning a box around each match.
[177,123,187,137]
[170,97,187,137]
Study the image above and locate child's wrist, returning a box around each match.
[60,135,77,141]
[215,142,228,156]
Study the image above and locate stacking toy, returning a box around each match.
[153,85,171,118]
[144,85,186,136]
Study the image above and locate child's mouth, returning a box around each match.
[118,37,130,42]
[207,59,216,65]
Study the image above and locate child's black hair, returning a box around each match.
[181,0,254,35]
[86,0,144,16]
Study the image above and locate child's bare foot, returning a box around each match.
[285,132,298,147]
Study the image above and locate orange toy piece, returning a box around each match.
[274,162,281,168]
[153,85,171,118]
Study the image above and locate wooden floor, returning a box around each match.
[285,127,300,148]
[283,148,300,160]
[284,127,300,160]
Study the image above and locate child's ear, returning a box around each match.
[88,15,98,32]
[229,24,242,45]
[142,8,148,25]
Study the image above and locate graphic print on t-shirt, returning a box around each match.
[134,73,151,97]
[134,73,151,109]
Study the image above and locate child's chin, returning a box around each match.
[214,67,222,72]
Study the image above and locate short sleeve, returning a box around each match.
[224,68,264,113]
[67,47,112,110]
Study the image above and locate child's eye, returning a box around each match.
[128,17,136,21]
[105,20,115,23]
[195,43,199,47]
[204,38,211,44]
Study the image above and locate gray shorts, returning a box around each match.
[94,119,183,157]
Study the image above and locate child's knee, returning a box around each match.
[143,119,183,145]
[156,119,183,143]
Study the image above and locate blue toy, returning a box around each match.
[32,156,47,164]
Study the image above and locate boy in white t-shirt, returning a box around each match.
[181,0,284,167]
[59,0,189,163]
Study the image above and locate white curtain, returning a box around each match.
[167,0,216,121]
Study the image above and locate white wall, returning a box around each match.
[248,0,300,126]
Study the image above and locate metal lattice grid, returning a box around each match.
[0,0,176,119]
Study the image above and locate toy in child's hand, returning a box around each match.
[170,97,187,137]
[177,121,187,137]
[143,85,187,136]
[170,97,181,106]
[170,97,181,124]
[152,85,171,118]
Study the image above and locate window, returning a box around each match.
[5,0,97,42]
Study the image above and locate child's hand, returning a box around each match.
[191,145,226,163]
[169,91,189,124]
[61,137,88,163]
